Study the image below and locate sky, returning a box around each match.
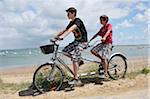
[0,0,149,50]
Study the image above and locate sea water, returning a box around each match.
[0,45,149,69]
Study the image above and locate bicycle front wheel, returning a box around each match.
[108,54,127,80]
[33,63,64,93]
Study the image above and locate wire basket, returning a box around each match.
[40,44,54,54]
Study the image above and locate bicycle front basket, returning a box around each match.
[40,44,54,54]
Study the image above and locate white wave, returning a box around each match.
[29,51,32,54]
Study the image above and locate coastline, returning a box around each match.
[0,57,149,99]
[0,57,149,83]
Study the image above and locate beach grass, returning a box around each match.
[126,67,150,79]
[0,77,3,83]
[141,67,150,75]
[0,80,31,94]
[0,64,149,94]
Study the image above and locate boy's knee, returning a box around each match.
[91,50,96,55]
[101,58,107,63]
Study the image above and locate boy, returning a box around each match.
[90,15,112,79]
[54,7,88,86]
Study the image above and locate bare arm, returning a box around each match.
[55,29,66,38]
[102,24,112,41]
[102,29,111,41]
[89,32,99,42]
[59,24,77,39]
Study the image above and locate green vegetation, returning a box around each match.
[126,70,141,79]
[0,66,149,94]
[0,81,31,94]
[0,77,3,83]
[141,67,150,75]
[126,67,150,79]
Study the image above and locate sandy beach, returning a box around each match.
[0,58,150,99]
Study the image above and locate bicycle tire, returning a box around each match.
[108,54,127,80]
[33,63,64,93]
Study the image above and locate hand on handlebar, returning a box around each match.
[55,36,63,41]
[79,42,90,50]
[51,36,63,42]
[101,37,106,43]
[50,38,56,43]
[86,41,91,48]
[86,40,99,48]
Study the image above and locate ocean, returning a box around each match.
[0,44,149,69]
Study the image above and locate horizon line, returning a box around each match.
[0,43,150,50]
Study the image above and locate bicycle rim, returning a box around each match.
[33,63,64,93]
[108,54,127,80]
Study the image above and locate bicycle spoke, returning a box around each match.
[108,54,127,80]
[33,64,64,93]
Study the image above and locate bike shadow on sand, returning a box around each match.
[18,76,104,97]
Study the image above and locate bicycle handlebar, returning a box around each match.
[50,37,63,46]
[86,40,99,48]
[50,38,100,51]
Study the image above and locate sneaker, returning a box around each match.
[68,79,84,87]
[79,60,84,66]
[103,73,110,81]
[99,73,110,81]
[98,67,105,79]
[98,74,105,79]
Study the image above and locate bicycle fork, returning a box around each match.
[47,63,56,82]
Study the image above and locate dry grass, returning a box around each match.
[0,79,31,94]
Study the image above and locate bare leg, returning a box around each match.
[102,59,108,74]
[73,61,79,80]
[63,52,72,58]
[91,50,103,61]
[91,50,108,73]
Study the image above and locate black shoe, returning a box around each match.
[79,60,84,66]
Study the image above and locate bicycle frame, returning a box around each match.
[50,42,76,77]
[49,40,127,78]
[49,41,102,78]
[33,40,127,93]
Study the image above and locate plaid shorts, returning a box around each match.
[91,43,112,59]
[62,41,86,62]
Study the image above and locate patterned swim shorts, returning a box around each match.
[91,43,112,59]
[62,41,86,62]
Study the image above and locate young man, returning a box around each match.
[54,7,88,86]
[89,15,112,79]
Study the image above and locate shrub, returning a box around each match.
[141,67,150,75]
[0,77,3,83]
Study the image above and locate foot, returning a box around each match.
[68,79,84,87]
[79,60,84,66]
[98,66,105,79]
[98,74,105,79]
[98,72,109,81]
[103,73,110,81]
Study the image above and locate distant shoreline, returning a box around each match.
[0,44,150,51]
[0,44,149,69]
[0,57,149,71]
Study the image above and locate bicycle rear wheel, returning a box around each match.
[108,54,127,80]
[33,63,64,93]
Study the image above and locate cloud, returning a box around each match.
[144,27,149,35]
[115,20,134,29]
[133,10,148,23]
[0,0,148,49]
[113,31,148,45]
[0,27,20,39]
[135,2,147,11]
[133,1,148,23]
